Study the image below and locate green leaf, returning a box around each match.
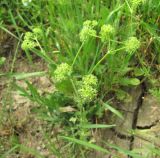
[0,57,6,66]
[0,71,46,80]
[120,78,140,86]
[104,143,142,158]
[56,79,74,95]
[14,71,46,80]
[129,78,141,85]
[60,136,109,154]
[103,103,124,119]
[80,124,116,129]
[134,68,145,76]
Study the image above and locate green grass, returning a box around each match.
[0,0,160,157]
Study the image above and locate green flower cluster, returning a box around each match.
[21,27,43,51]
[32,27,43,40]
[21,40,36,51]
[100,24,115,42]
[82,74,98,87]
[125,37,140,53]
[54,63,72,82]
[79,20,98,42]
[24,32,33,40]
[77,74,98,104]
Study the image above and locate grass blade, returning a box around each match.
[80,124,116,129]
[60,136,109,154]
[1,145,19,158]
[0,71,46,80]
[104,143,142,158]
[103,103,124,119]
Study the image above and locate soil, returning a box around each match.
[0,57,56,158]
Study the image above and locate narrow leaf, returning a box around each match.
[103,103,124,119]
[104,143,142,158]
[80,124,116,129]
[120,78,140,86]
[60,136,109,154]
[0,71,46,80]
[14,71,46,80]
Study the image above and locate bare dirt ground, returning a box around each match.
[0,56,57,158]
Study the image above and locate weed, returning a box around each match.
[0,0,160,157]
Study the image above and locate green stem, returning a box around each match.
[35,38,44,52]
[90,47,125,73]
[35,38,54,64]
[70,78,78,97]
[71,42,84,67]
[125,0,132,14]
[91,34,123,43]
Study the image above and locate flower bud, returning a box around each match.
[54,63,72,82]
[125,37,140,53]
[21,40,36,50]
[32,27,43,40]
[100,24,115,42]
[78,85,97,104]
[79,20,97,42]
[82,74,98,87]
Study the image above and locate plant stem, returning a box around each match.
[70,78,78,97]
[90,47,125,73]
[71,42,84,67]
